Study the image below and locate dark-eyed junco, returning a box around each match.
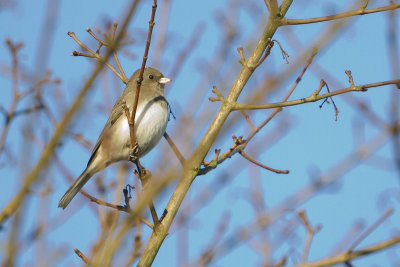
[58,67,171,209]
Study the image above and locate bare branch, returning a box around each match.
[234,79,400,111]
[291,235,400,267]
[74,248,91,265]
[281,3,400,26]
[239,150,289,174]
[348,208,394,251]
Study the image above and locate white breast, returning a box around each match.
[134,101,168,156]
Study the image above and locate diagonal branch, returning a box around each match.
[137,1,295,266]
[281,2,400,26]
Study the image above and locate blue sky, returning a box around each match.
[0,0,399,266]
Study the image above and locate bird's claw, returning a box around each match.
[128,143,140,161]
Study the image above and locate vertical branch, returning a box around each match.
[121,0,160,226]
[386,8,400,181]
[0,40,23,156]
[129,0,158,148]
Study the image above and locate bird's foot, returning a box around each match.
[128,143,140,161]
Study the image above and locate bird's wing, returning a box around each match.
[86,89,133,166]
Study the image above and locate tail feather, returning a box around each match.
[58,170,92,209]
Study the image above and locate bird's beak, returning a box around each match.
[159,77,172,84]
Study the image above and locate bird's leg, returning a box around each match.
[128,142,140,162]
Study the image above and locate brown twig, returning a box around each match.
[74,248,91,265]
[126,0,159,224]
[130,0,158,147]
[233,79,400,111]
[68,23,129,84]
[239,110,256,131]
[122,0,161,227]
[239,150,289,174]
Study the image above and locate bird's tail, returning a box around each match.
[58,169,92,209]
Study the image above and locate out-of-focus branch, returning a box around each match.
[291,235,400,267]
[152,0,171,68]
[298,210,322,264]
[202,125,396,263]
[386,6,400,181]
[348,208,394,252]
[0,39,24,156]
[168,22,205,79]
[163,132,186,166]
[197,212,231,266]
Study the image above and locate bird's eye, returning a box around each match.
[149,75,154,79]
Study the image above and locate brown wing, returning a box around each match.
[86,88,134,166]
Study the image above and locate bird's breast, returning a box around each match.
[134,99,168,156]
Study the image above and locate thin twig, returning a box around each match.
[281,3,400,25]
[348,208,394,251]
[239,151,289,174]
[239,110,256,131]
[233,79,400,111]
[125,0,160,226]
[110,22,128,82]
[163,132,186,166]
[68,27,129,83]
[291,235,400,267]
[130,0,158,146]
[0,39,23,155]
[74,248,91,265]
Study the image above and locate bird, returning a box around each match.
[58,67,171,209]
